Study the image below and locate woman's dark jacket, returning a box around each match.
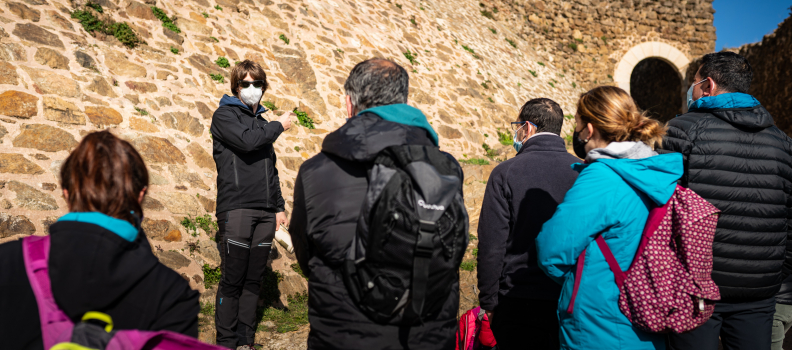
[211,95,285,215]
[289,112,459,350]
[0,217,200,350]
[661,93,792,302]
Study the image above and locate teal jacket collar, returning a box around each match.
[690,92,760,111]
[58,212,138,242]
[358,104,439,146]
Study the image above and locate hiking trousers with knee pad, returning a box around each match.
[214,209,277,349]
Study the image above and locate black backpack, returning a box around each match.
[343,144,469,325]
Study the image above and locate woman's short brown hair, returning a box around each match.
[576,86,666,148]
[230,60,268,97]
[60,130,149,225]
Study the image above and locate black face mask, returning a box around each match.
[572,125,589,159]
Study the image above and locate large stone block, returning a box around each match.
[153,192,202,215]
[186,142,215,169]
[161,112,203,137]
[105,50,147,77]
[87,77,118,97]
[43,96,86,125]
[142,218,183,242]
[0,213,35,238]
[21,66,81,97]
[12,23,63,49]
[0,91,38,119]
[155,250,191,270]
[8,2,41,22]
[0,61,19,85]
[124,81,158,93]
[34,48,69,70]
[130,136,186,164]
[0,153,44,175]
[85,106,123,127]
[8,180,58,211]
[13,124,78,152]
[126,1,158,20]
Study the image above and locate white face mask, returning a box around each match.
[239,85,263,107]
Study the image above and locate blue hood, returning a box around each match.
[57,212,139,242]
[219,94,267,115]
[359,104,439,146]
[690,92,760,111]
[579,153,683,205]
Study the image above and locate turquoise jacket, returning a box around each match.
[536,152,683,350]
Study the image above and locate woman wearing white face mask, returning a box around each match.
[209,60,293,349]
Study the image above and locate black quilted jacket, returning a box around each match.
[661,104,792,302]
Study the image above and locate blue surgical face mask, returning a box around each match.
[512,122,535,153]
[686,78,707,110]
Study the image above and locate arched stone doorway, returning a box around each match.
[630,58,682,123]
[613,42,690,123]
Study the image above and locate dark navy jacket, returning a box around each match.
[476,134,579,310]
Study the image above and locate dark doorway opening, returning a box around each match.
[630,58,682,123]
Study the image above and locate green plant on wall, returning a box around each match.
[151,6,181,33]
[279,34,290,45]
[215,56,230,68]
[293,109,315,129]
[71,9,143,48]
[497,128,511,146]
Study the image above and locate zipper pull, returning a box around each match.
[698,298,705,312]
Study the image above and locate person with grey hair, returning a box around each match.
[288,58,460,349]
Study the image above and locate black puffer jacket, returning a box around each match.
[0,219,199,350]
[289,113,459,350]
[662,103,792,302]
[211,95,285,215]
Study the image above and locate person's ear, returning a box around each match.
[345,95,355,119]
[704,77,718,97]
[62,189,68,200]
[585,123,595,141]
[523,123,536,141]
[138,187,147,205]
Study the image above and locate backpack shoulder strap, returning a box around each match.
[22,235,74,349]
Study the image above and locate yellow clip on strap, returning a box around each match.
[50,342,97,350]
[81,311,114,333]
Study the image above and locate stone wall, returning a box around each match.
[475,0,715,103]
[0,0,585,308]
[739,13,792,135]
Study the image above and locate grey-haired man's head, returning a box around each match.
[344,58,409,118]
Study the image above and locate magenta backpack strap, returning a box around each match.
[565,248,587,314]
[595,236,625,289]
[22,235,74,349]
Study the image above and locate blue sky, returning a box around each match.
[714,0,791,50]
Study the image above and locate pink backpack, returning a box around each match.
[23,235,225,350]
[455,306,496,350]
[567,185,721,333]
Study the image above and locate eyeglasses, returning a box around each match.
[239,80,265,88]
[511,121,537,132]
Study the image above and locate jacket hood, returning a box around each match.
[690,93,773,129]
[576,142,683,205]
[49,217,159,315]
[321,112,435,162]
[359,104,438,146]
[219,94,267,115]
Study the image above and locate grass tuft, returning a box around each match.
[403,50,419,65]
[71,9,143,48]
[151,6,180,33]
[458,158,490,165]
[210,74,224,83]
[202,264,221,289]
[215,56,230,68]
[279,34,290,45]
[460,260,477,271]
[497,128,511,146]
[170,46,179,54]
[262,101,278,111]
[294,109,315,129]
[505,38,517,48]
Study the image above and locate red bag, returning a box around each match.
[567,185,721,333]
[455,307,496,350]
